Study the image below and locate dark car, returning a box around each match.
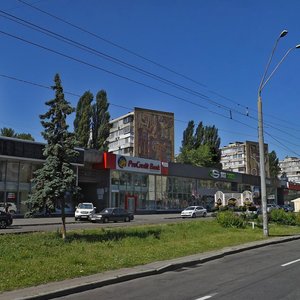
[0,211,13,229]
[280,205,294,212]
[89,208,134,223]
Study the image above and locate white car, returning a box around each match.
[0,202,17,214]
[181,206,207,218]
[75,203,96,221]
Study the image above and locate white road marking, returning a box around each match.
[195,293,218,300]
[281,258,300,267]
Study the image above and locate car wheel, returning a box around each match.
[103,217,109,223]
[0,220,7,229]
[192,213,196,218]
[203,212,207,217]
[125,216,130,222]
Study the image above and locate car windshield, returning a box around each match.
[100,208,114,214]
[185,206,196,210]
[78,203,93,209]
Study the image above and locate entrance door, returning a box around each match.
[111,192,119,208]
[126,195,136,213]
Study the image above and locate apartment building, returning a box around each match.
[107,107,174,162]
[221,141,270,177]
[279,156,300,183]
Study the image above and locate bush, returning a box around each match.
[269,209,296,226]
[294,213,300,226]
[216,211,246,228]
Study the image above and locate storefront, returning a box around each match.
[0,137,84,215]
[0,136,275,215]
[92,152,267,213]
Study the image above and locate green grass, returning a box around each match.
[1,220,300,292]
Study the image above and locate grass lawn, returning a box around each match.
[1,219,300,292]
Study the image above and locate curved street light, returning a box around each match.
[258,30,299,237]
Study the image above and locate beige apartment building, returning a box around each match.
[107,107,175,162]
[279,156,300,184]
[221,141,270,177]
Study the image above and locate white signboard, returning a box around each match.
[116,155,161,174]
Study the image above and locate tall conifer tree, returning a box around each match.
[28,74,79,239]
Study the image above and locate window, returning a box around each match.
[123,116,133,124]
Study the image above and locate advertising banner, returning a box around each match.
[116,155,163,174]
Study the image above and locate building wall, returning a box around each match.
[107,107,174,162]
[107,112,134,156]
[279,157,300,183]
[134,107,174,162]
[221,141,270,177]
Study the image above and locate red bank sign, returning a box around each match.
[116,155,168,175]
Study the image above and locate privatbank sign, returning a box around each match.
[209,169,236,180]
[116,155,162,174]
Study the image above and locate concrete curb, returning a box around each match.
[2,234,300,300]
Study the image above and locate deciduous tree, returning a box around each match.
[90,90,111,151]
[74,91,93,148]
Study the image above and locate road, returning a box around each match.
[53,239,300,300]
[1,214,211,234]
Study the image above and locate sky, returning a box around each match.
[1,0,300,160]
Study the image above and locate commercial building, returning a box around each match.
[107,107,175,162]
[0,136,280,215]
[0,136,84,215]
[221,141,270,177]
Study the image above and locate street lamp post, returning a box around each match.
[258,30,300,237]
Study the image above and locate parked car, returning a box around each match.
[89,207,134,223]
[74,203,96,221]
[181,206,207,218]
[280,204,294,212]
[267,204,280,213]
[0,210,13,229]
[0,202,17,214]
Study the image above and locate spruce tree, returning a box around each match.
[74,91,93,148]
[28,74,79,239]
[90,90,111,151]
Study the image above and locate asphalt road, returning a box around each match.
[1,214,211,234]
[53,239,300,300]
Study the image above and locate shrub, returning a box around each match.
[294,213,300,226]
[269,209,296,226]
[216,211,246,228]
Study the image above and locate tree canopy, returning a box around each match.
[268,150,281,178]
[90,90,111,151]
[74,89,111,151]
[177,120,221,168]
[0,127,34,141]
[74,91,93,148]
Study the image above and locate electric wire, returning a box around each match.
[1,72,299,155]
[12,0,300,133]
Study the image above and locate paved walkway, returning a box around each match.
[1,219,300,300]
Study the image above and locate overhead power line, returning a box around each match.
[18,0,256,112]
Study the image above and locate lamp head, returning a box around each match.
[280,30,288,38]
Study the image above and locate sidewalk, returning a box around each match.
[1,234,300,300]
[12,216,76,226]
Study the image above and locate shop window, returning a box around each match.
[0,161,6,182]
[19,163,31,183]
[6,162,19,182]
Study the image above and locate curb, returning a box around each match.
[2,234,300,300]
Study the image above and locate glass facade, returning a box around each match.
[110,170,249,211]
[0,159,42,214]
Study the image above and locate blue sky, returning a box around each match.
[1,0,300,160]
